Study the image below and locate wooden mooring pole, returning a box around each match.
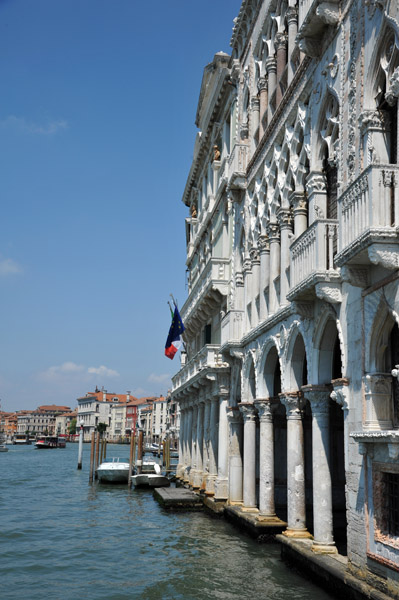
[77,422,84,470]
[137,430,143,474]
[94,432,100,479]
[128,433,135,488]
[89,432,95,482]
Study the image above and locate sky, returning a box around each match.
[0,0,242,412]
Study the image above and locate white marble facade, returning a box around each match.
[172,1,399,596]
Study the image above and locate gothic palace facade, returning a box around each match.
[171,1,399,596]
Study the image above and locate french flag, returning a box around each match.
[165,306,185,359]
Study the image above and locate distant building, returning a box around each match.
[76,390,135,441]
[17,405,71,436]
[55,410,77,437]
[151,396,167,444]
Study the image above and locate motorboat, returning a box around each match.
[96,458,131,483]
[144,443,160,455]
[131,460,170,488]
[0,444,8,452]
[35,436,66,449]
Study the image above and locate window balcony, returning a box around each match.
[335,165,399,270]
[287,218,340,301]
[297,0,339,57]
[172,344,227,392]
[227,143,248,189]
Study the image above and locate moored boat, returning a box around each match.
[0,444,8,452]
[35,436,66,449]
[13,435,31,445]
[96,458,131,483]
[131,460,170,488]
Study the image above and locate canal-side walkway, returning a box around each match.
[155,487,395,600]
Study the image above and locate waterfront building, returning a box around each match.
[171,1,399,597]
[17,405,71,436]
[54,410,77,437]
[151,396,167,444]
[108,401,127,442]
[165,391,180,448]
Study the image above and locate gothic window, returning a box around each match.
[389,322,399,427]
[320,94,339,220]
[204,323,212,345]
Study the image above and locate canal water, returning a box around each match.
[0,444,336,600]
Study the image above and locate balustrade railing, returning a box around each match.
[290,219,338,290]
[172,345,225,391]
[338,164,399,253]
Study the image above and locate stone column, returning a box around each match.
[206,396,219,496]
[290,191,307,238]
[266,57,277,122]
[250,247,260,326]
[214,394,229,501]
[331,378,350,469]
[280,393,311,538]
[277,207,293,306]
[250,96,260,152]
[193,401,205,490]
[266,222,280,314]
[176,405,186,479]
[258,76,268,138]
[239,403,258,510]
[363,373,393,430]
[184,406,193,483]
[243,254,253,332]
[286,7,298,85]
[228,406,243,504]
[302,385,337,554]
[190,404,198,487]
[255,399,277,519]
[275,32,287,106]
[202,398,211,490]
[258,234,270,321]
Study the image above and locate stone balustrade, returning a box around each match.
[186,257,230,300]
[172,345,225,392]
[336,165,399,265]
[289,218,338,294]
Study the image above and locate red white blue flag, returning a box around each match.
[165,306,185,359]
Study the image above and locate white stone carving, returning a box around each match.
[315,282,342,304]
[368,245,399,270]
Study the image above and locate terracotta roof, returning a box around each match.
[38,405,71,412]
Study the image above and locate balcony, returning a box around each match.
[183,257,230,331]
[335,165,399,269]
[227,143,248,189]
[221,309,244,346]
[297,0,339,57]
[288,218,340,301]
[172,345,228,393]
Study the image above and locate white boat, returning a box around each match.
[96,458,131,483]
[131,460,170,488]
[0,444,8,452]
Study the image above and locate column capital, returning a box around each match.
[290,191,307,213]
[286,6,298,25]
[257,234,270,253]
[249,246,260,265]
[302,384,331,414]
[276,207,293,230]
[258,76,268,92]
[265,56,277,74]
[330,378,350,412]
[254,398,273,422]
[227,406,242,424]
[275,32,287,51]
[266,221,280,242]
[238,402,257,422]
[279,392,304,419]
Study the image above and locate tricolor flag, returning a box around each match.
[165,305,185,359]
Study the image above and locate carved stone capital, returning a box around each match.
[286,6,298,25]
[296,35,321,58]
[243,255,252,274]
[364,373,392,397]
[238,402,257,422]
[235,271,244,287]
[290,191,307,213]
[302,384,331,414]
[292,301,314,320]
[266,221,280,242]
[277,207,293,230]
[257,234,270,253]
[254,399,273,422]
[257,76,268,93]
[358,109,390,133]
[279,392,305,419]
[275,32,287,51]
[368,244,399,270]
[249,247,260,264]
[306,171,327,196]
[386,68,399,106]
[331,378,350,412]
[250,96,260,112]
[315,282,342,304]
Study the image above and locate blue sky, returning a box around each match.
[0,0,242,412]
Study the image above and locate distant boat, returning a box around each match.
[0,444,8,452]
[13,435,31,445]
[96,458,131,483]
[144,443,161,455]
[131,460,170,488]
[35,436,66,449]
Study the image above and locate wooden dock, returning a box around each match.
[153,487,203,510]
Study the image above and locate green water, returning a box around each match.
[0,444,336,600]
